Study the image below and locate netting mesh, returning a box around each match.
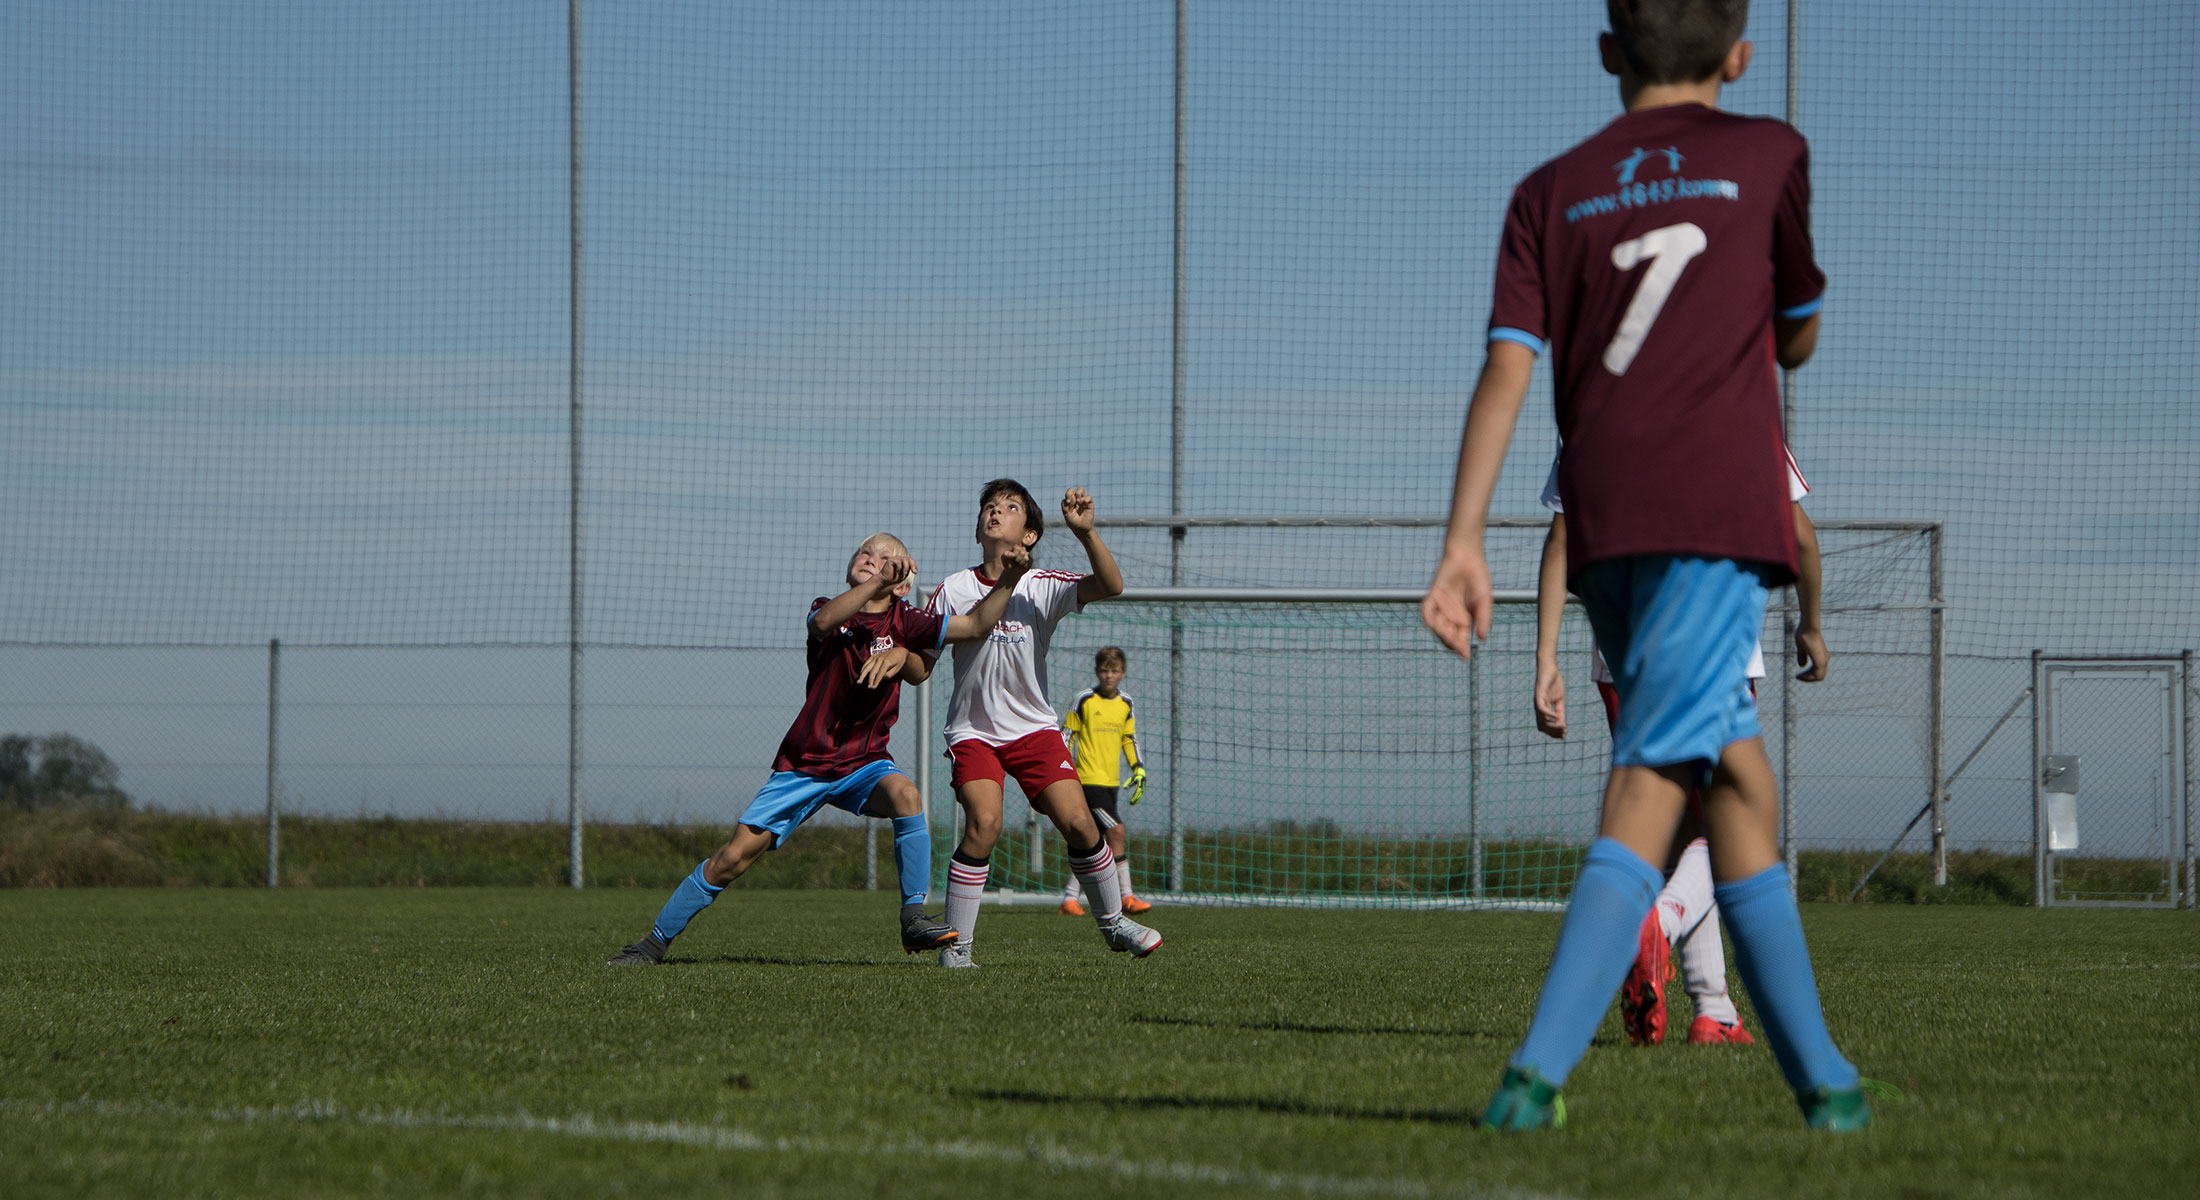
[2,4,2192,858]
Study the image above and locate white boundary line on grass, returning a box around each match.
[4,1097,1575,1200]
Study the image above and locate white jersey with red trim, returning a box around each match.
[1541,440,1810,683]
[927,566,1087,746]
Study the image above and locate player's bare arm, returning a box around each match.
[1065,488,1126,606]
[1773,312,1819,370]
[809,554,913,637]
[1423,340,1535,658]
[1533,515,1570,739]
[943,545,1033,641]
[1792,502,1829,681]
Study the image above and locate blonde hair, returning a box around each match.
[849,533,915,591]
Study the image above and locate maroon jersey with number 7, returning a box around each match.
[1487,103,1823,584]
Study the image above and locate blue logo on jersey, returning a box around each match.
[1614,146,1684,184]
[1566,145,1739,224]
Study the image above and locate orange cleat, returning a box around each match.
[1619,909,1671,1046]
[1686,1015,1755,1045]
[1058,897,1086,916]
[1120,894,1152,915]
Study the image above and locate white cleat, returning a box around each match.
[938,943,978,969]
[1101,915,1162,958]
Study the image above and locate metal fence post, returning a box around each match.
[2031,650,2047,907]
[1781,599,1798,891]
[564,0,586,891]
[1928,524,1947,886]
[265,638,280,889]
[915,673,934,902]
[1467,644,1483,898]
[865,823,878,891]
[2184,649,2195,910]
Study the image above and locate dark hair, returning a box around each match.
[1607,0,1748,85]
[1094,646,1127,670]
[976,478,1043,545]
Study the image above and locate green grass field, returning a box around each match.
[4,890,2194,1199]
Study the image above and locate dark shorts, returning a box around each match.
[1082,784,1122,826]
[947,729,1081,799]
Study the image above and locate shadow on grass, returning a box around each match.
[961,1086,1473,1126]
[1128,1014,1505,1041]
[662,954,906,969]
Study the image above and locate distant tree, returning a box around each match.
[3,734,130,811]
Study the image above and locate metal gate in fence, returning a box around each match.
[2031,653,2194,908]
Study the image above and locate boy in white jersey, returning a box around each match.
[1532,443,1827,1046]
[915,479,1161,967]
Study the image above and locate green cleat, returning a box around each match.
[1479,1066,1566,1132]
[1799,1084,1873,1131]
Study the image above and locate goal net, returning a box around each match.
[921,521,1941,910]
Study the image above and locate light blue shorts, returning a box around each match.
[1575,556,1773,781]
[737,759,905,847]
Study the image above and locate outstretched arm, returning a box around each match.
[1792,502,1828,681]
[809,557,911,638]
[1063,488,1125,606]
[1423,340,1536,658]
[943,546,1033,642]
[1533,515,1569,739]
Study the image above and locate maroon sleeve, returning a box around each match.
[1487,175,1549,351]
[805,596,830,641]
[897,603,948,653]
[1772,136,1825,317]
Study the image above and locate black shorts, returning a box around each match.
[1082,784,1122,826]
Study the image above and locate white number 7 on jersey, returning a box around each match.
[1602,221,1707,376]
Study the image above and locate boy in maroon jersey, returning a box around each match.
[606,533,1030,965]
[1422,0,1867,1131]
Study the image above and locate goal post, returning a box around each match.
[920,518,1943,912]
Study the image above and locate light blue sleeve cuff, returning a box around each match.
[1777,295,1823,320]
[1488,327,1545,354]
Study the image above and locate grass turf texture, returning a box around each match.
[4,892,2195,1199]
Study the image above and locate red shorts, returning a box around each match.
[948,729,1080,798]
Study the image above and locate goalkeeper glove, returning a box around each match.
[1129,765,1147,805]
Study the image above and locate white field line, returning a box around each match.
[1,1096,1575,1200]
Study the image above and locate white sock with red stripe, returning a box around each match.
[1664,839,1740,1025]
[1061,870,1084,904]
[945,853,989,954]
[1068,842,1122,922]
[1116,857,1134,900]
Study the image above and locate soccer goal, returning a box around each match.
[915,519,1944,912]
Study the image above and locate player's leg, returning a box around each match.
[1010,734,1157,956]
[1603,678,1675,1047]
[1488,556,1747,1129]
[607,821,774,965]
[1700,736,1863,1124]
[1106,813,1148,913]
[941,740,1007,968]
[1663,834,1750,1043]
[857,768,957,953]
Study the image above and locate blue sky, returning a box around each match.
[3,2,2194,843]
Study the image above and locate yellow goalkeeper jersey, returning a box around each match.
[1063,688,1140,787]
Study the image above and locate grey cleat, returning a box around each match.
[901,912,959,954]
[1101,915,1162,957]
[605,933,668,965]
[938,942,978,969]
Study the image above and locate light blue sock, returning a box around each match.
[891,815,930,909]
[1715,864,1859,1094]
[648,860,725,943]
[1509,837,1664,1085]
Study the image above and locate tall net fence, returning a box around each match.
[3,4,2193,870]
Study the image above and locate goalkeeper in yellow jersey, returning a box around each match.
[1057,646,1151,915]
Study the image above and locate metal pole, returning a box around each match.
[1928,526,1947,885]
[2031,650,2046,907]
[1165,0,1188,896]
[1780,0,1803,899]
[565,0,586,890]
[265,642,281,885]
[865,823,878,891]
[2173,656,2191,907]
[915,674,934,901]
[1467,648,1483,898]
